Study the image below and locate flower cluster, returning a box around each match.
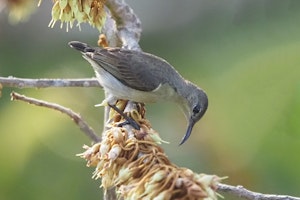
[48,0,106,31]
[78,100,222,200]
[3,0,106,31]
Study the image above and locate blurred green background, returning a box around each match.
[1,0,300,199]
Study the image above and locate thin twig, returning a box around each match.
[217,183,300,200]
[0,77,101,88]
[10,92,101,143]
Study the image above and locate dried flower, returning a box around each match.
[107,144,121,160]
[47,0,106,31]
[98,34,109,47]
[4,0,106,30]
[78,100,223,199]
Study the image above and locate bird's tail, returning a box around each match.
[68,41,95,53]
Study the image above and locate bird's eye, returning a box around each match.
[193,104,201,114]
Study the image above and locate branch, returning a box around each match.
[0,77,100,88]
[217,183,300,200]
[10,92,101,143]
[106,0,142,50]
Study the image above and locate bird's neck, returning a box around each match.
[172,80,193,112]
[175,80,194,100]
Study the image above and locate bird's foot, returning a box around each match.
[108,103,140,130]
[117,121,134,128]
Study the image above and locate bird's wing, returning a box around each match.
[69,41,180,92]
[87,47,166,92]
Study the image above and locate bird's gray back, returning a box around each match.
[87,48,184,92]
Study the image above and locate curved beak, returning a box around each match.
[179,118,196,145]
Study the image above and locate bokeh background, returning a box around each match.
[1,0,300,199]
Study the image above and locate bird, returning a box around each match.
[68,41,208,145]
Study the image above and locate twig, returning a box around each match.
[10,92,101,143]
[0,77,101,88]
[106,0,142,50]
[217,183,300,200]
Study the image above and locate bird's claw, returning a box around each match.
[108,103,140,130]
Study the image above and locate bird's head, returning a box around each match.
[179,84,208,145]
